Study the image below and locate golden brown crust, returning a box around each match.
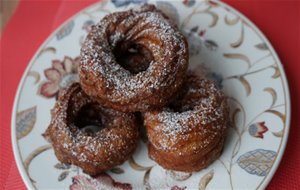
[79,4,188,112]
[148,137,225,172]
[46,83,139,175]
[144,74,229,172]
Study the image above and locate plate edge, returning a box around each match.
[10,1,102,189]
[216,0,292,189]
[10,0,292,189]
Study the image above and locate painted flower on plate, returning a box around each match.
[111,0,148,7]
[171,185,187,190]
[38,56,80,98]
[248,122,268,139]
[182,0,196,7]
[70,173,132,190]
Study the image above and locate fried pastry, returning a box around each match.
[45,83,139,175]
[79,4,188,112]
[144,74,229,172]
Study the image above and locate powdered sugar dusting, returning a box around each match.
[47,83,138,172]
[145,75,229,154]
[79,4,188,111]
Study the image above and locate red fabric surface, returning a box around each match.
[1,0,299,189]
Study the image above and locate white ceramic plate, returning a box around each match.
[12,0,291,189]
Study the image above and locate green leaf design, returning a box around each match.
[16,106,37,139]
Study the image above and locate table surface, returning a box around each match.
[0,0,19,34]
[1,0,299,189]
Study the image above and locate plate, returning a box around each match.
[12,0,291,189]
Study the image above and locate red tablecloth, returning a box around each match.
[1,0,299,189]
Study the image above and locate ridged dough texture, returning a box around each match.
[144,74,229,172]
[46,4,229,175]
[79,4,188,112]
[45,83,139,175]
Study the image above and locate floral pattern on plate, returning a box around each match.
[12,0,290,190]
[38,56,80,98]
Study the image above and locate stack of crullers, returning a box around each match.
[45,4,229,176]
